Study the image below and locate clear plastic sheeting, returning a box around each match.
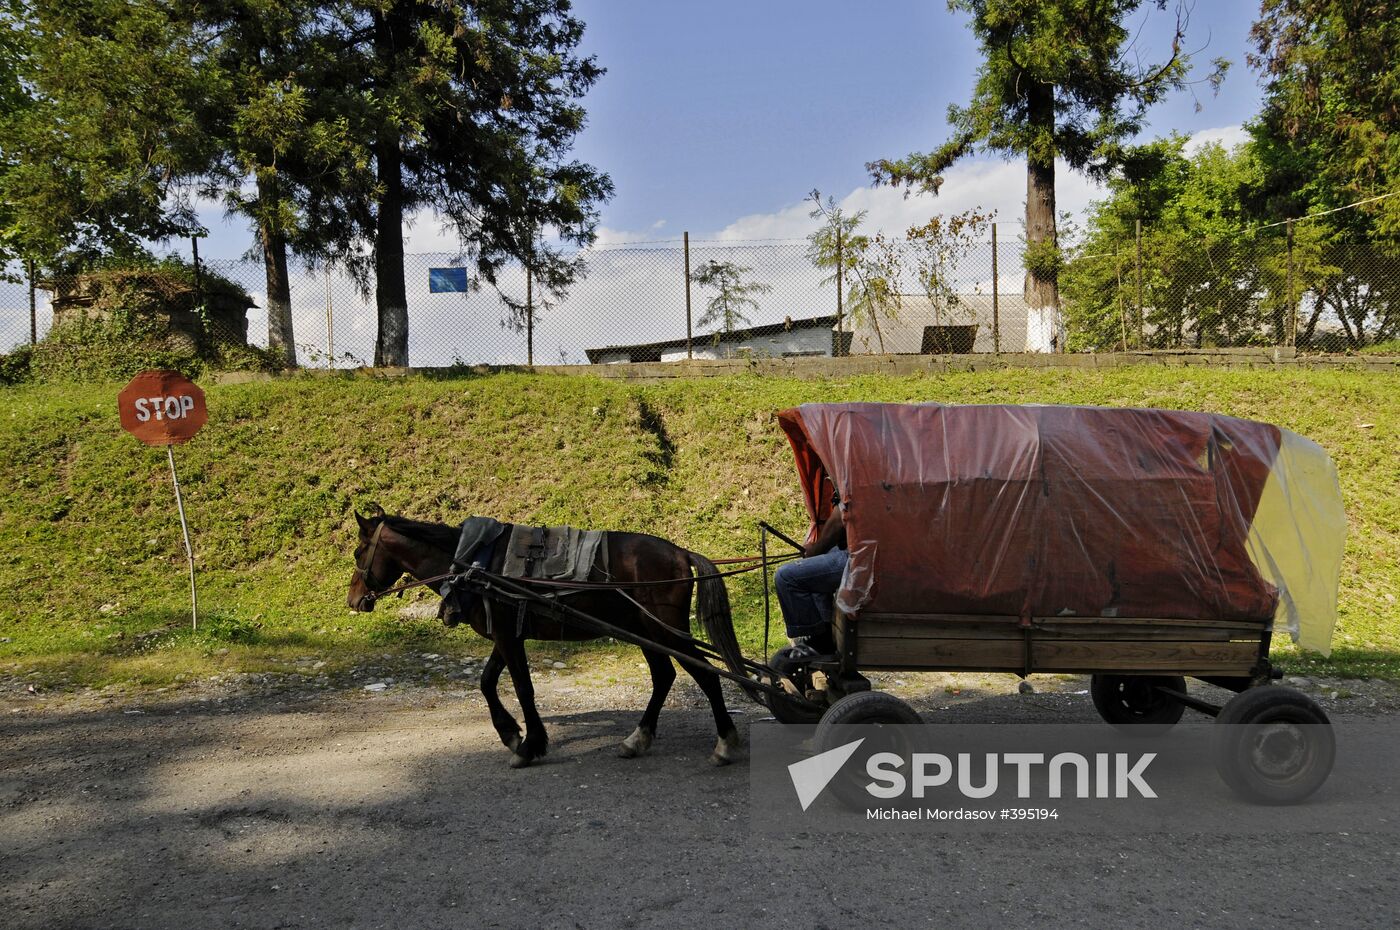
[777,403,1346,655]
[1245,430,1348,654]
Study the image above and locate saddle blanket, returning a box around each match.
[501,524,609,582]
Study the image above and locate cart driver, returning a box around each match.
[774,481,847,660]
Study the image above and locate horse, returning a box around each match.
[346,507,748,769]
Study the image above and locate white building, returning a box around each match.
[585,293,1063,364]
[840,293,1053,354]
[586,316,838,364]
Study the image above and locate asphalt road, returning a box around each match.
[3,677,1397,930]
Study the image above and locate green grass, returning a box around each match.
[2,366,1397,691]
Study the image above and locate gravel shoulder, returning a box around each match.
[4,668,1399,930]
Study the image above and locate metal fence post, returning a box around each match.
[683,231,693,360]
[1115,246,1128,351]
[835,228,844,355]
[1134,219,1144,345]
[1286,217,1296,348]
[526,262,534,366]
[191,235,203,300]
[27,259,36,345]
[991,223,1000,354]
[324,268,334,368]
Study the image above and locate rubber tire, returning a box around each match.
[1212,685,1334,805]
[817,690,924,729]
[812,691,923,811]
[1091,674,1188,735]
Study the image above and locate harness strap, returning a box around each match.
[361,552,797,604]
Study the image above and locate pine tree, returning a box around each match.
[868,0,1223,351]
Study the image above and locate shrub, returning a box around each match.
[12,257,279,384]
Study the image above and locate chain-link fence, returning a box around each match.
[5,221,1398,368]
[1062,219,1400,353]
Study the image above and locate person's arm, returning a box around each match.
[805,507,845,558]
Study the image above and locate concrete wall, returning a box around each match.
[213,347,1400,385]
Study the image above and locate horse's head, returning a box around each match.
[347,505,406,612]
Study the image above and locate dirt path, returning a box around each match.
[4,673,1398,930]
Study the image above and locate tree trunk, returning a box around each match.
[257,176,297,368]
[1023,81,1060,352]
[371,7,410,367]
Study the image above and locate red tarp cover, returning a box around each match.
[777,403,1286,623]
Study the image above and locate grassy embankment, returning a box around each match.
[2,366,1396,691]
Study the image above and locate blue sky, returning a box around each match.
[194,0,1267,259]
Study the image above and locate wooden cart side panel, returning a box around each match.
[850,612,1268,676]
[861,616,1265,642]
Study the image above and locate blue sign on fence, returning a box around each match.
[428,267,470,293]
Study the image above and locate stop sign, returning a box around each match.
[118,370,208,445]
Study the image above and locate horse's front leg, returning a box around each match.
[499,633,548,768]
[479,645,522,754]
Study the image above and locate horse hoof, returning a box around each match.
[618,726,654,759]
[504,733,522,753]
[709,733,744,766]
[509,752,533,769]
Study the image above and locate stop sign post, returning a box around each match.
[118,370,207,629]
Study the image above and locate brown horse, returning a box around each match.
[346,508,747,769]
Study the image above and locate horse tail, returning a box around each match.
[687,552,757,695]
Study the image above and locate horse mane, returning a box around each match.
[380,515,461,552]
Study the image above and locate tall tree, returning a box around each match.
[190,0,368,366]
[322,0,612,366]
[1249,0,1400,237]
[0,0,36,266]
[868,0,1220,351]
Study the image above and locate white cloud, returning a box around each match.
[709,156,1105,243]
[401,211,468,254]
[1185,124,1249,154]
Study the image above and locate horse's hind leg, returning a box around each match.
[619,648,676,758]
[480,645,522,754]
[675,646,742,766]
[499,634,548,769]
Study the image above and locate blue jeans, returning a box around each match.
[775,547,849,639]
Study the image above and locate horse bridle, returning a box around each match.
[352,522,393,605]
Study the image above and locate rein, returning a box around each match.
[357,546,796,605]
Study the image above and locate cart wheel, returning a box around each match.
[818,690,923,728]
[1090,674,1187,734]
[811,691,922,810]
[1212,686,1334,805]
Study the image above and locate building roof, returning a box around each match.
[585,314,837,363]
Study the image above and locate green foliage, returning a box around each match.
[0,0,216,260]
[28,315,204,384]
[0,342,33,385]
[689,260,771,334]
[11,258,278,384]
[0,368,1396,690]
[1249,0,1400,238]
[1061,135,1400,350]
